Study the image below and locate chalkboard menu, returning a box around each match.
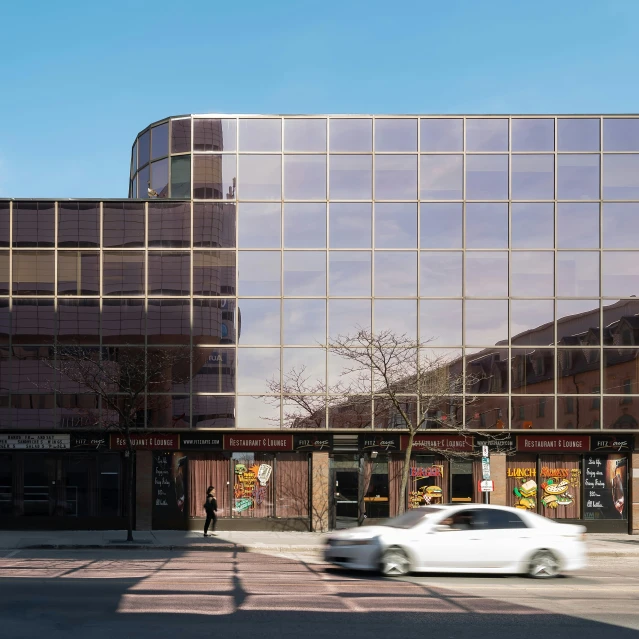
[583,455,627,520]
[152,452,187,529]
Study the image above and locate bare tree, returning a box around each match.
[43,344,191,541]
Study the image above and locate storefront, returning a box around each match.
[506,435,634,533]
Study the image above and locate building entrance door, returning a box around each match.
[331,455,359,529]
[450,460,474,504]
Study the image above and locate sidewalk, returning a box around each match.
[0,530,638,557]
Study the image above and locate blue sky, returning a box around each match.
[0,0,637,198]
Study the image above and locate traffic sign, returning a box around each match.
[481,456,491,480]
[482,445,489,458]
[478,480,494,493]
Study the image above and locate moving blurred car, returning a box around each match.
[324,504,586,579]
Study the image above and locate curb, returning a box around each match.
[15,544,324,553]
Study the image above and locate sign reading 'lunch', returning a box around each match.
[517,435,589,452]
[223,434,293,451]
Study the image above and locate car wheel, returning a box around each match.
[380,547,411,577]
[528,550,560,579]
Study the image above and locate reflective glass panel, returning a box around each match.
[604,118,639,151]
[283,299,326,345]
[194,155,236,199]
[511,252,554,297]
[58,202,99,247]
[284,203,326,248]
[193,202,236,248]
[557,299,600,342]
[374,155,417,200]
[12,251,55,295]
[511,155,554,199]
[150,159,169,198]
[0,203,8,246]
[137,165,149,198]
[420,203,462,248]
[603,203,639,248]
[604,350,637,394]
[284,155,326,200]
[375,118,417,152]
[557,203,599,248]
[149,201,190,247]
[510,299,554,345]
[602,252,639,298]
[57,299,100,342]
[237,395,280,428]
[420,252,462,297]
[193,252,236,296]
[102,251,145,296]
[283,251,326,296]
[329,299,371,338]
[466,348,509,394]
[511,203,554,248]
[420,299,462,346]
[192,396,235,429]
[148,252,190,295]
[194,118,236,152]
[13,202,54,247]
[465,155,508,199]
[603,155,639,199]
[238,155,281,200]
[466,119,508,151]
[171,118,191,154]
[148,299,191,343]
[236,348,280,394]
[284,118,326,152]
[238,203,280,248]
[191,348,235,393]
[557,155,600,200]
[238,252,281,296]
[464,300,509,346]
[138,130,150,167]
[374,252,417,297]
[329,118,372,152]
[329,203,372,248]
[103,202,145,248]
[420,118,462,152]
[465,203,508,248]
[236,299,280,345]
[557,350,600,393]
[283,348,326,385]
[101,299,145,344]
[329,155,372,199]
[238,118,281,152]
[557,118,600,151]
[171,155,191,198]
[374,300,416,341]
[420,155,463,200]
[510,348,555,394]
[193,300,236,345]
[557,251,600,297]
[0,251,8,293]
[57,252,100,295]
[374,203,417,248]
[11,301,55,344]
[465,252,508,297]
[511,118,554,151]
[329,252,371,296]
[151,123,169,160]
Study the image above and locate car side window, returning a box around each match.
[474,509,528,530]
[446,509,479,531]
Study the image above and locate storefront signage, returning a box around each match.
[70,434,108,450]
[0,434,70,450]
[590,436,635,453]
[152,452,186,528]
[583,455,627,520]
[293,434,333,451]
[401,434,473,452]
[223,434,293,451]
[358,434,400,452]
[410,466,442,477]
[110,434,180,450]
[474,434,515,452]
[180,434,223,450]
[517,435,590,452]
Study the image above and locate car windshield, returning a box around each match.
[381,507,442,529]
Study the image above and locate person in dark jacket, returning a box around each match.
[204,486,217,536]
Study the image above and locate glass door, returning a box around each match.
[331,455,359,529]
[450,460,474,504]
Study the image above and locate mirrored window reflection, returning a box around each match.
[238,203,280,248]
[511,252,554,297]
[511,299,554,345]
[604,118,639,151]
[374,300,416,341]
[193,202,236,248]
[12,251,55,295]
[283,299,326,345]
[131,141,137,175]
[284,203,326,248]
[420,155,462,200]
[511,203,554,248]
[557,350,600,394]
[236,348,280,394]
[510,348,555,395]
[420,118,463,152]
[420,252,462,297]
[192,348,236,393]
[0,251,9,293]
[284,118,326,152]
[466,348,509,394]
[374,203,417,248]
[0,203,8,247]
[466,119,508,152]
[194,118,236,152]
[236,299,280,345]
[557,118,600,151]
[193,252,236,296]
[284,348,326,385]
[150,159,169,198]
[57,252,100,295]
[557,203,599,248]
[238,118,281,152]
[149,201,190,247]
[138,130,150,167]
[329,203,372,248]
[12,300,55,344]
[605,399,639,429]
[148,252,190,295]
[193,155,236,200]
[329,118,372,152]
[464,300,508,346]
[151,123,169,160]
[237,395,280,429]
[511,155,554,200]
[420,299,462,345]
[465,252,508,297]
[103,202,145,248]
[283,251,326,296]
[137,165,149,198]
[238,155,281,200]
[147,299,191,343]
[171,156,191,198]
[557,299,600,342]
[603,203,639,248]
[284,155,326,200]
[13,202,54,247]
[557,155,600,200]
[511,118,554,151]
[557,251,600,297]
[603,252,639,298]
[374,252,417,297]
[328,351,370,390]
[329,155,372,199]
[420,203,462,248]
[57,299,100,342]
[603,155,639,199]
[329,299,371,339]
[603,350,636,396]
[101,299,145,344]
[238,252,281,296]
[465,203,508,248]
[171,118,191,154]
[375,118,417,152]
[374,155,417,200]
[193,300,236,345]
[329,252,371,296]
[465,155,508,200]
[58,202,99,247]
[102,251,145,296]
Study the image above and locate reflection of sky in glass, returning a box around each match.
[238,155,281,200]
[151,123,169,160]
[237,395,280,429]
[284,203,326,248]
[511,155,554,199]
[329,119,372,152]
[603,252,639,298]
[557,203,599,248]
[420,299,462,345]
[465,252,508,296]
[464,300,508,345]
[557,252,600,297]
[420,118,462,152]
[466,155,508,199]
[237,299,280,345]
[511,252,554,297]
[329,203,371,248]
[557,155,600,200]
[420,252,462,297]
[603,203,639,249]
[511,119,554,152]
[374,300,416,341]
[420,155,462,199]
[236,348,280,393]
[284,118,326,152]
[374,155,417,199]
[374,203,417,248]
[329,299,371,338]
[284,155,326,200]
[558,119,600,151]
[283,251,326,296]
[329,252,371,296]
[603,155,639,199]
[420,203,462,249]
[511,203,554,248]
[238,252,281,296]
[329,155,372,199]
[283,299,326,345]
[511,300,554,344]
[466,119,508,152]
[238,203,281,248]
[603,118,639,151]
[284,348,326,384]
[465,203,508,248]
[375,119,417,152]
[374,252,417,297]
[239,119,281,152]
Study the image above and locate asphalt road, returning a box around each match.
[1,549,638,638]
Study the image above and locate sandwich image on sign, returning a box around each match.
[513,479,537,510]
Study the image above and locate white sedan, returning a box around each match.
[324,504,587,579]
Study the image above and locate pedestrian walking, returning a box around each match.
[203,486,217,536]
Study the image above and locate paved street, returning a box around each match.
[0,549,638,638]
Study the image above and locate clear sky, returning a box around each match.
[0,0,637,198]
